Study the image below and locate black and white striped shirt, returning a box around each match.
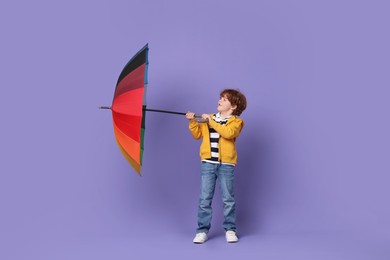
[202,113,235,166]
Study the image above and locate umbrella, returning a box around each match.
[100,44,203,175]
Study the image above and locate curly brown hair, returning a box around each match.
[220,89,247,116]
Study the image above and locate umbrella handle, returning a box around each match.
[189,114,209,123]
[197,118,209,123]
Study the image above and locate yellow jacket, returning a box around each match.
[188,114,244,164]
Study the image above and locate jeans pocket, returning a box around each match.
[220,164,235,175]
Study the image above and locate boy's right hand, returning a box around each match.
[186,111,195,120]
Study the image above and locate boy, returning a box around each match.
[186,89,247,244]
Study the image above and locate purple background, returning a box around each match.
[1,0,390,259]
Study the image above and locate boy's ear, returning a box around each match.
[231,105,237,110]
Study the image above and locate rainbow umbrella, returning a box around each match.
[100,44,203,175]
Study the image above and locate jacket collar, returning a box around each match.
[212,113,236,123]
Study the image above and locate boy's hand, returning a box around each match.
[186,111,195,120]
[202,114,211,122]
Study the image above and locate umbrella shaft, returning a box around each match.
[98,106,202,118]
[144,108,201,118]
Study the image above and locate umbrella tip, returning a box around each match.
[99,106,111,110]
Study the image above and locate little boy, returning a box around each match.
[186,89,247,244]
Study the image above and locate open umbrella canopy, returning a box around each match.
[110,44,149,175]
[100,44,205,176]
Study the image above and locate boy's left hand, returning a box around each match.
[202,114,211,122]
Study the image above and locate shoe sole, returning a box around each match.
[193,240,207,244]
[193,238,208,244]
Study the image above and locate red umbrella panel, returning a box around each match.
[111,44,148,175]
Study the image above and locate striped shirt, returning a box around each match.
[202,113,235,166]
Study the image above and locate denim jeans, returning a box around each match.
[196,162,236,233]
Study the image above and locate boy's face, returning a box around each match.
[218,94,236,115]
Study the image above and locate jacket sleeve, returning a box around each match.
[189,119,202,140]
[208,117,244,140]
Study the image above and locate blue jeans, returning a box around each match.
[196,162,236,233]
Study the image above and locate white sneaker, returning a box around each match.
[193,232,208,244]
[225,230,238,243]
